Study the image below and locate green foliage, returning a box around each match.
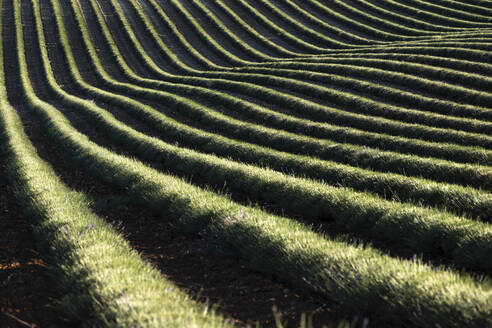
[2,0,492,326]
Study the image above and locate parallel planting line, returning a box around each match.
[12,2,492,326]
[4,0,492,325]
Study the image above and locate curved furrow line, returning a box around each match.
[32,2,342,326]
[173,0,272,62]
[198,0,305,57]
[345,0,492,29]
[71,0,492,188]
[390,0,492,21]
[15,1,487,324]
[140,0,489,123]
[35,0,492,273]
[265,0,400,43]
[455,0,492,10]
[225,0,378,49]
[233,60,492,121]
[274,43,492,62]
[235,0,382,46]
[246,55,492,96]
[427,0,492,14]
[287,0,428,40]
[285,0,492,39]
[252,0,491,51]
[2,0,229,325]
[97,0,492,149]
[231,65,492,123]
[370,0,492,26]
[178,0,322,54]
[186,0,440,57]
[221,0,491,52]
[118,0,492,126]
[215,0,482,51]
[143,0,251,66]
[38,0,492,228]
[15,2,492,326]
[36,0,492,272]
[148,0,492,59]
[40,0,492,224]
[293,52,492,77]
[300,0,483,35]
[4,0,492,325]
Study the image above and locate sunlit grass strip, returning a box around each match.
[233,58,492,121]
[26,0,492,275]
[136,1,492,116]
[1,1,228,326]
[270,0,390,44]
[238,58,492,119]
[299,52,492,76]
[207,0,311,58]
[275,0,428,41]
[376,0,492,26]
[231,0,364,49]
[248,0,458,47]
[344,0,483,30]
[103,0,492,160]
[111,0,492,145]
[274,45,492,70]
[117,0,492,149]
[133,0,249,66]
[13,2,492,326]
[237,55,492,118]
[69,0,492,191]
[212,0,326,53]
[284,42,492,61]
[426,0,492,15]
[206,0,302,57]
[397,0,492,21]
[184,0,273,61]
[305,0,474,37]
[49,0,492,223]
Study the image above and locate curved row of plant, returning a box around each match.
[1,1,227,326]
[42,0,492,224]
[13,3,492,326]
[31,0,492,266]
[93,0,492,155]
[112,0,492,143]
[274,0,492,41]
[243,0,491,54]
[301,0,485,34]
[66,0,492,192]
[373,0,492,26]
[166,1,492,126]
[338,0,491,30]
[144,0,492,117]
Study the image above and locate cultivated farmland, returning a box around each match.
[1,0,491,327]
